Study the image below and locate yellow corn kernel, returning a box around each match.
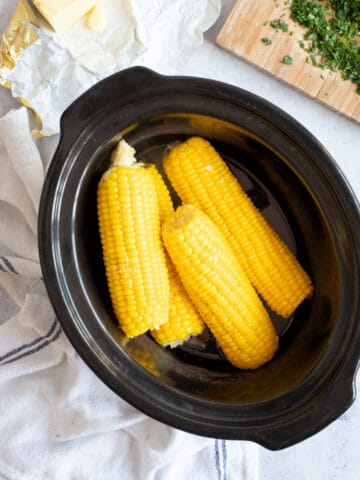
[151,260,205,346]
[164,136,313,318]
[147,165,174,221]
[148,165,205,346]
[97,140,169,337]
[162,204,279,370]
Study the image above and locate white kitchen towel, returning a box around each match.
[0,106,259,480]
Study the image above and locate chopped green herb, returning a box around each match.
[320,73,325,79]
[263,20,269,26]
[270,18,290,32]
[261,37,273,45]
[290,0,360,93]
[282,54,294,64]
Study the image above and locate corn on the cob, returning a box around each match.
[148,165,205,346]
[162,204,279,370]
[97,140,170,338]
[163,137,313,318]
[147,165,174,221]
[151,259,205,347]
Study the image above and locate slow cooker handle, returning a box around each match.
[59,67,163,145]
[253,372,357,450]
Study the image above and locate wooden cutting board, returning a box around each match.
[216,0,360,124]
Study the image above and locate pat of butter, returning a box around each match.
[33,0,99,33]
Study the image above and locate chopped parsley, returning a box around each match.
[270,18,290,31]
[261,37,273,45]
[282,54,294,64]
[290,0,360,93]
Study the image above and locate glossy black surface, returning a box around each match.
[38,67,360,449]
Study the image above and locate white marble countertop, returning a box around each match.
[0,1,359,478]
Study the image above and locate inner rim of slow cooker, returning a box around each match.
[70,112,342,404]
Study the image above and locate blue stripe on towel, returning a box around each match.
[222,440,227,480]
[0,323,62,365]
[0,318,59,364]
[214,439,222,480]
[0,256,19,275]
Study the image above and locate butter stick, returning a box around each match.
[33,0,98,33]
